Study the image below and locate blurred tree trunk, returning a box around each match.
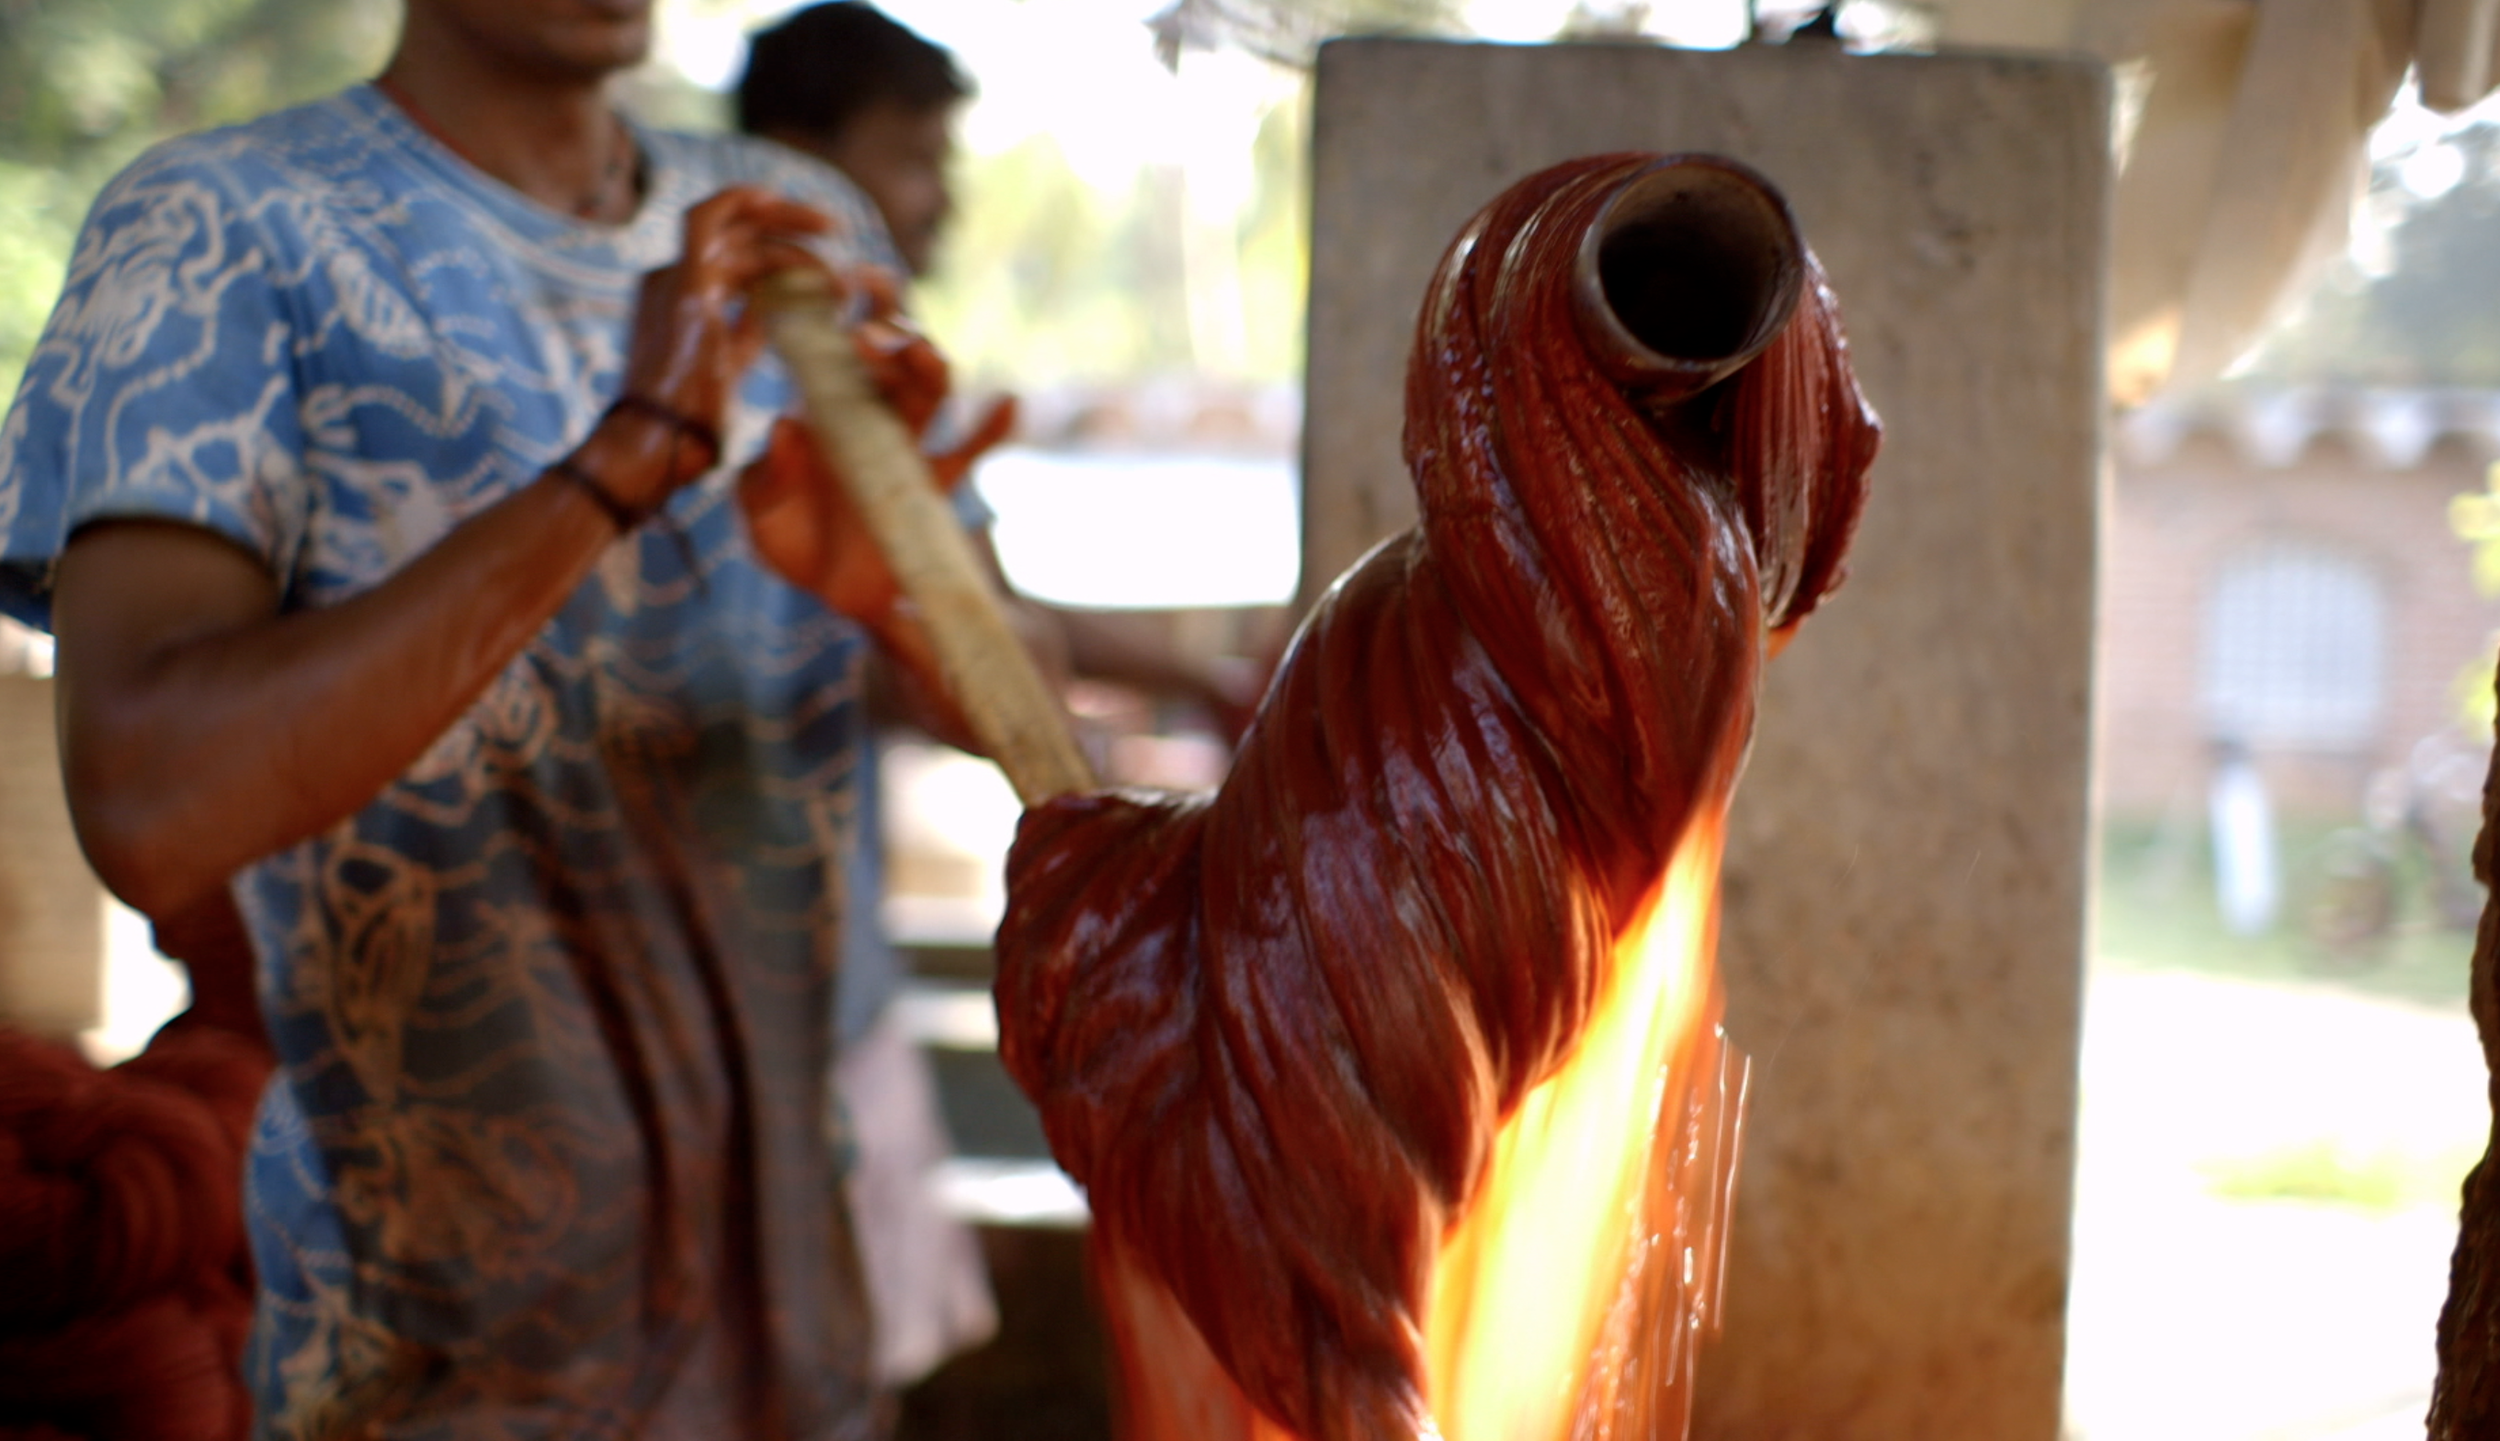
[2431,652,2500,1435]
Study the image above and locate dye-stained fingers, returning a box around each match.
[844,286,1017,491]
[928,394,1019,495]
[642,187,838,399]
[737,392,1015,616]
[738,414,903,624]
[822,264,1014,474]
[735,416,984,749]
[607,188,841,503]
[739,267,1015,623]
[847,269,952,441]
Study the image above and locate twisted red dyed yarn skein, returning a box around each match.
[0,1025,268,1440]
[995,153,1879,1439]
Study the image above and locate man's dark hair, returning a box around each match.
[737,2,972,141]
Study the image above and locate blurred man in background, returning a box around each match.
[743,1,968,281]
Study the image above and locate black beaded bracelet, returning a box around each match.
[549,456,649,534]
[608,393,723,472]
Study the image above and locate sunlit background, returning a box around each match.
[5,1,2500,1436]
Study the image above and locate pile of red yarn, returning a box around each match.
[0,1021,271,1440]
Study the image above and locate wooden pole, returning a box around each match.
[758,273,1095,808]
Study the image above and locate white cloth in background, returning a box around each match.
[1937,0,2419,401]
[836,1007,999,1386]
[2211,749,2282,936]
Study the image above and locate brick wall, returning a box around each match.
[2099,434,2500,820]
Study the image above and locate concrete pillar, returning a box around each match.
[1303,39,2107,1439]
[0,674,104,1040]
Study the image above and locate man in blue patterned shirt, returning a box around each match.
[0,0,975,1434]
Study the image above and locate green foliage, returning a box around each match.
[1232,89,1313,379]
[2455,645,2499,733]
[2101,817,2483,1215]
[915,83,1312,390]
[2199,1138,2476,1213]
[2454,461,2500,599]
[894,0,1436,389]
[2241,125,2500,387]
[0,159,89,396]
[2095,819,2475,1013]
[0,0,393,165]
[0,2,1336,401]
[2444,461,2500,730]
[0,0,395,397]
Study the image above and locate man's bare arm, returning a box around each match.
[51,480,620,918]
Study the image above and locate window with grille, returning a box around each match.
[2200,542,2386,751]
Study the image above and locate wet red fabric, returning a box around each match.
[995,153,1878,1439]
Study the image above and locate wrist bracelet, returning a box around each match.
[608,393,723,474]
[549,456,649,534]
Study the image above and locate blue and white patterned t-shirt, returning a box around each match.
[0,87,902,1439]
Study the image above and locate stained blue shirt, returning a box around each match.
[0,87,902,1438]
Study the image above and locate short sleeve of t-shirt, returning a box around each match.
[0,144,315,629]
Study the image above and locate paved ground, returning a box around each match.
[2064,969,2489,1441]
